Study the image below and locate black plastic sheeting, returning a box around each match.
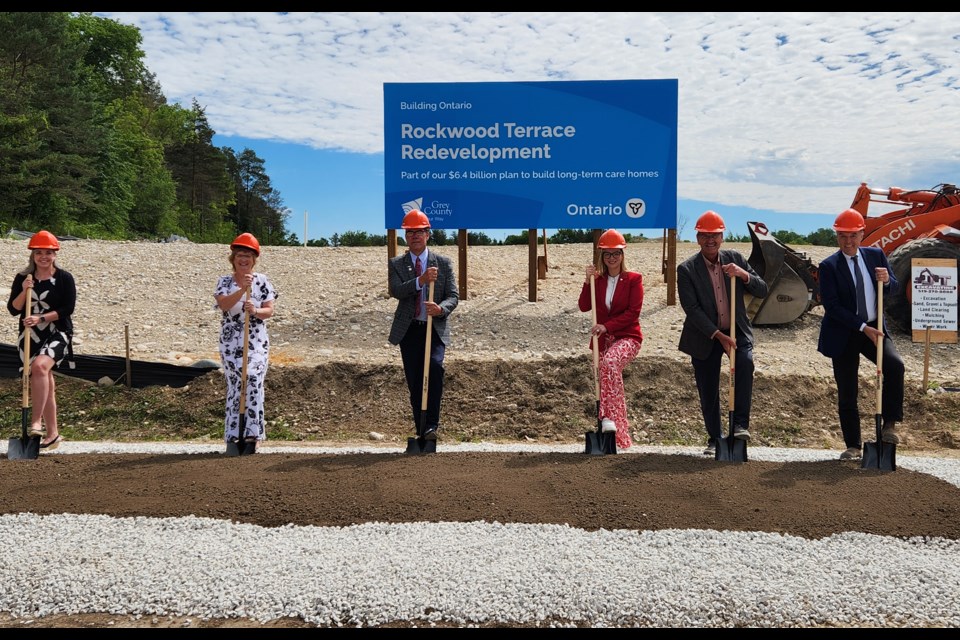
[0,343,219,388]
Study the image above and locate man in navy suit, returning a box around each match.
[678,211,769,455]
[388,210,459,441]
[817,208,904,460]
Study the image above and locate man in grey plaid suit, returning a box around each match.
[388,210,459,440]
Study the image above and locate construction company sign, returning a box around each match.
[911,258,958,343]
[383,80,678,230]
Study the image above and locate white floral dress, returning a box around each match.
[214,273,277,443]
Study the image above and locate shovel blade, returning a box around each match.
[862,441,896,471]
[225,440,257,457]
[584,431,616,455]
[406,436,436,455]
[225,416,253,457]
[862,415,896,471]
[715,436,748,462]
[7,435,40,460]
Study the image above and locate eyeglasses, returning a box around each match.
[405,229,428,237]
[601,251,622,259]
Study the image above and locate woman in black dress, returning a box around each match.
[6,230,77,450]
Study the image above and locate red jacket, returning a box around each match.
[578,270,644,353]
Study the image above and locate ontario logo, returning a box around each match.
[566,198,646,218]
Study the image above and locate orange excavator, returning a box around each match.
[745,182,960,331]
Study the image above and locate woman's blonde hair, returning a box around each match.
[596,250,627,276]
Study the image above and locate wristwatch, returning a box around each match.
[38,314,44,323]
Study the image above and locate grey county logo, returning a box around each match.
[402,197,452,220]
[625,198,646,219]
[402,198,423,214]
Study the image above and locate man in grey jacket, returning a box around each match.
[388,210,459,441]
[677,210,769,455]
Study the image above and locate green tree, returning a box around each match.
[550,229,594,244]
[467,231,497,246]
[165,100,235,241]
[102,96,178,237]
[0,12,99,233]
[338,230,373,246]
[806,227,836,246]
[772,229,806,245]
[430,229,450,245]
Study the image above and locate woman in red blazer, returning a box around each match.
[577,229,644,449]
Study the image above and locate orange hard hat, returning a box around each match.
[28,230,60,250]
[694,210,726,233]
[401,209,431,230]
[230,232,261,256]
[597,229,626,250]
[832,208,865,232]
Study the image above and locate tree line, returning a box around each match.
[0,12,295,245]
[305,229,620,247]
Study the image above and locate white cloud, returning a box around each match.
[99,12,960,215]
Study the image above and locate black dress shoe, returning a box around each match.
[423,427,438,441]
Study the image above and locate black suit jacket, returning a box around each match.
[817,246,899,358]
[677,249,768,360]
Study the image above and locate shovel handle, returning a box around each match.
[22,315,31,408]
[728,273,736,411]
[420,281,436,413]
[239,286,251,416]
[589,273,600,401]
[876,281,883,414]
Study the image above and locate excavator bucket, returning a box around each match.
[745,222,821,325]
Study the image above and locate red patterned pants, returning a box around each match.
[598,336,642,449]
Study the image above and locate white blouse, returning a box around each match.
[605,274,619,310]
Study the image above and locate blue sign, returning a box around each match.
[384,80,677,230]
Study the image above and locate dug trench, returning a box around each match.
[2,356,957,450]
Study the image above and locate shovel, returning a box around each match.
[717,273,747,462]
[407,281,437,455]
[226,287,255,457]
[863,283,896,471]
[584,272,616,455]
[8,317,40,460]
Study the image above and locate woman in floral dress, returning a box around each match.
[214,233,277,449]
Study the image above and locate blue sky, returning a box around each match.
[98,12,960,243]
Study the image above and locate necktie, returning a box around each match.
[853,254,868,323]
[415,257,423,319]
